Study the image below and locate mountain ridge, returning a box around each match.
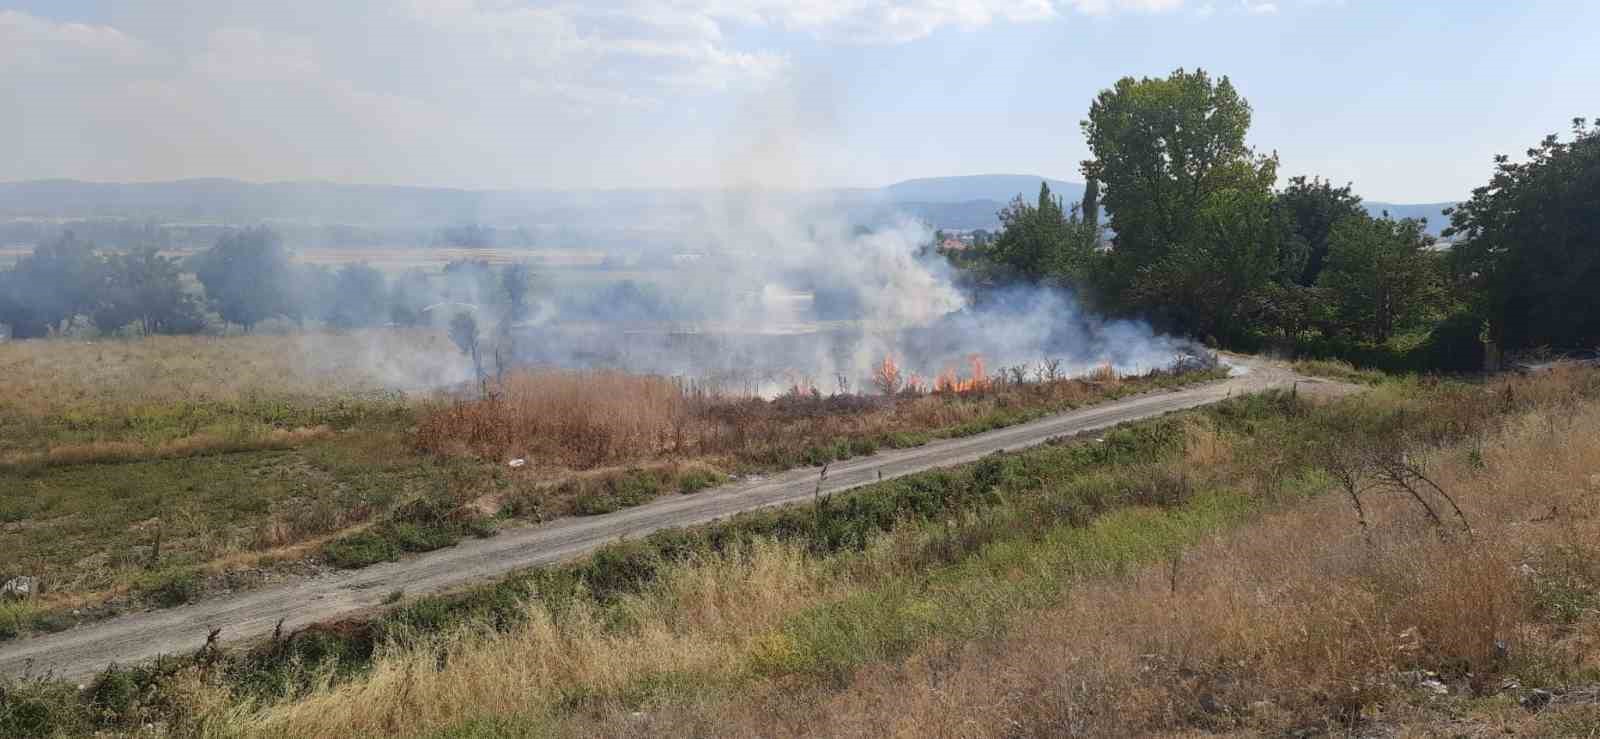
[0,176,1457,236]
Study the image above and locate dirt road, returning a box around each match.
[0,359,1333,682]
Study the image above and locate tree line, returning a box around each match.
[956,69,1598,370]
[0,227,533,339]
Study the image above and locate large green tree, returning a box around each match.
[1081,68,1279,309]
[981,182,1098,286]
[92,247,206,335]
[325,263,389,329]
[1,232,104,337]
[194,227,295,332]
[1129,187,1285,340]
[1278,176,1366,287]
[1446,119,1600,351]
[1318,215,1444,344]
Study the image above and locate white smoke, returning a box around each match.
[279,68,1194,395]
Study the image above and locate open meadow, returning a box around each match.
[0,331,1221,643]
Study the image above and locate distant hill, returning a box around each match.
[883,175,1456,235]
[884,175,1084,207]
[0,176,1458,241]
[1362,202,1457,234]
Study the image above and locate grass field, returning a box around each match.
[7,363,1595,737]
[0,331,1221,641]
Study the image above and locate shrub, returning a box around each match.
[322,531,401,569]
[572,470,664,515]
[676,468,724,494]
[0,677,89,737]
[139,569,203,608]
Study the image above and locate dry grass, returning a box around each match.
[416,371,700,467]
[220,369,1600,739]
[1294,357,1389,385]
[0,330,462,411]
[577,377,1600,737]
[239,539,841,737]
[415,365,1202,469]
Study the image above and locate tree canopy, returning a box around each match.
[1447,118,1600,350]
[979,182,1098,287]
[2,232,102,337]
[1081,68,1279,306]
[193,227,296,332]
[1278,176,1366,287]
[1318,215,1444,344]
[943,69,1595,372]
[92,247,206,336]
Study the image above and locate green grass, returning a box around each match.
[0,433,503,638]
[0,392,413,462]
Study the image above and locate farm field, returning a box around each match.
[0,330,1223,642]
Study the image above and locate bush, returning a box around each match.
[322,531,401,568]
[676,468,724,494]
[0,678,90,737]
[385,522,459,553]
[86,665,142,724]
[319,493,495,568]
[139,569,203,608]
[572,470,664,515]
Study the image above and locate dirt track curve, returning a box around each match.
[0,358,1335,682]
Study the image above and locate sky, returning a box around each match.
[1,1,1596,203]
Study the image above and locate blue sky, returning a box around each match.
[2,1,1596,202]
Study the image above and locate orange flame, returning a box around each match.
[934,354,991,394]
[872,355,903,395]
[878,353,992,396]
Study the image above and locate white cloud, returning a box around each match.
[1066,0,1186,16]
[736,1,1061,43]
[0,9,153,67]
[1,0,1296,187]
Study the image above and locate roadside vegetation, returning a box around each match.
[0,331,1221,640]
[4,364,1596,736]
